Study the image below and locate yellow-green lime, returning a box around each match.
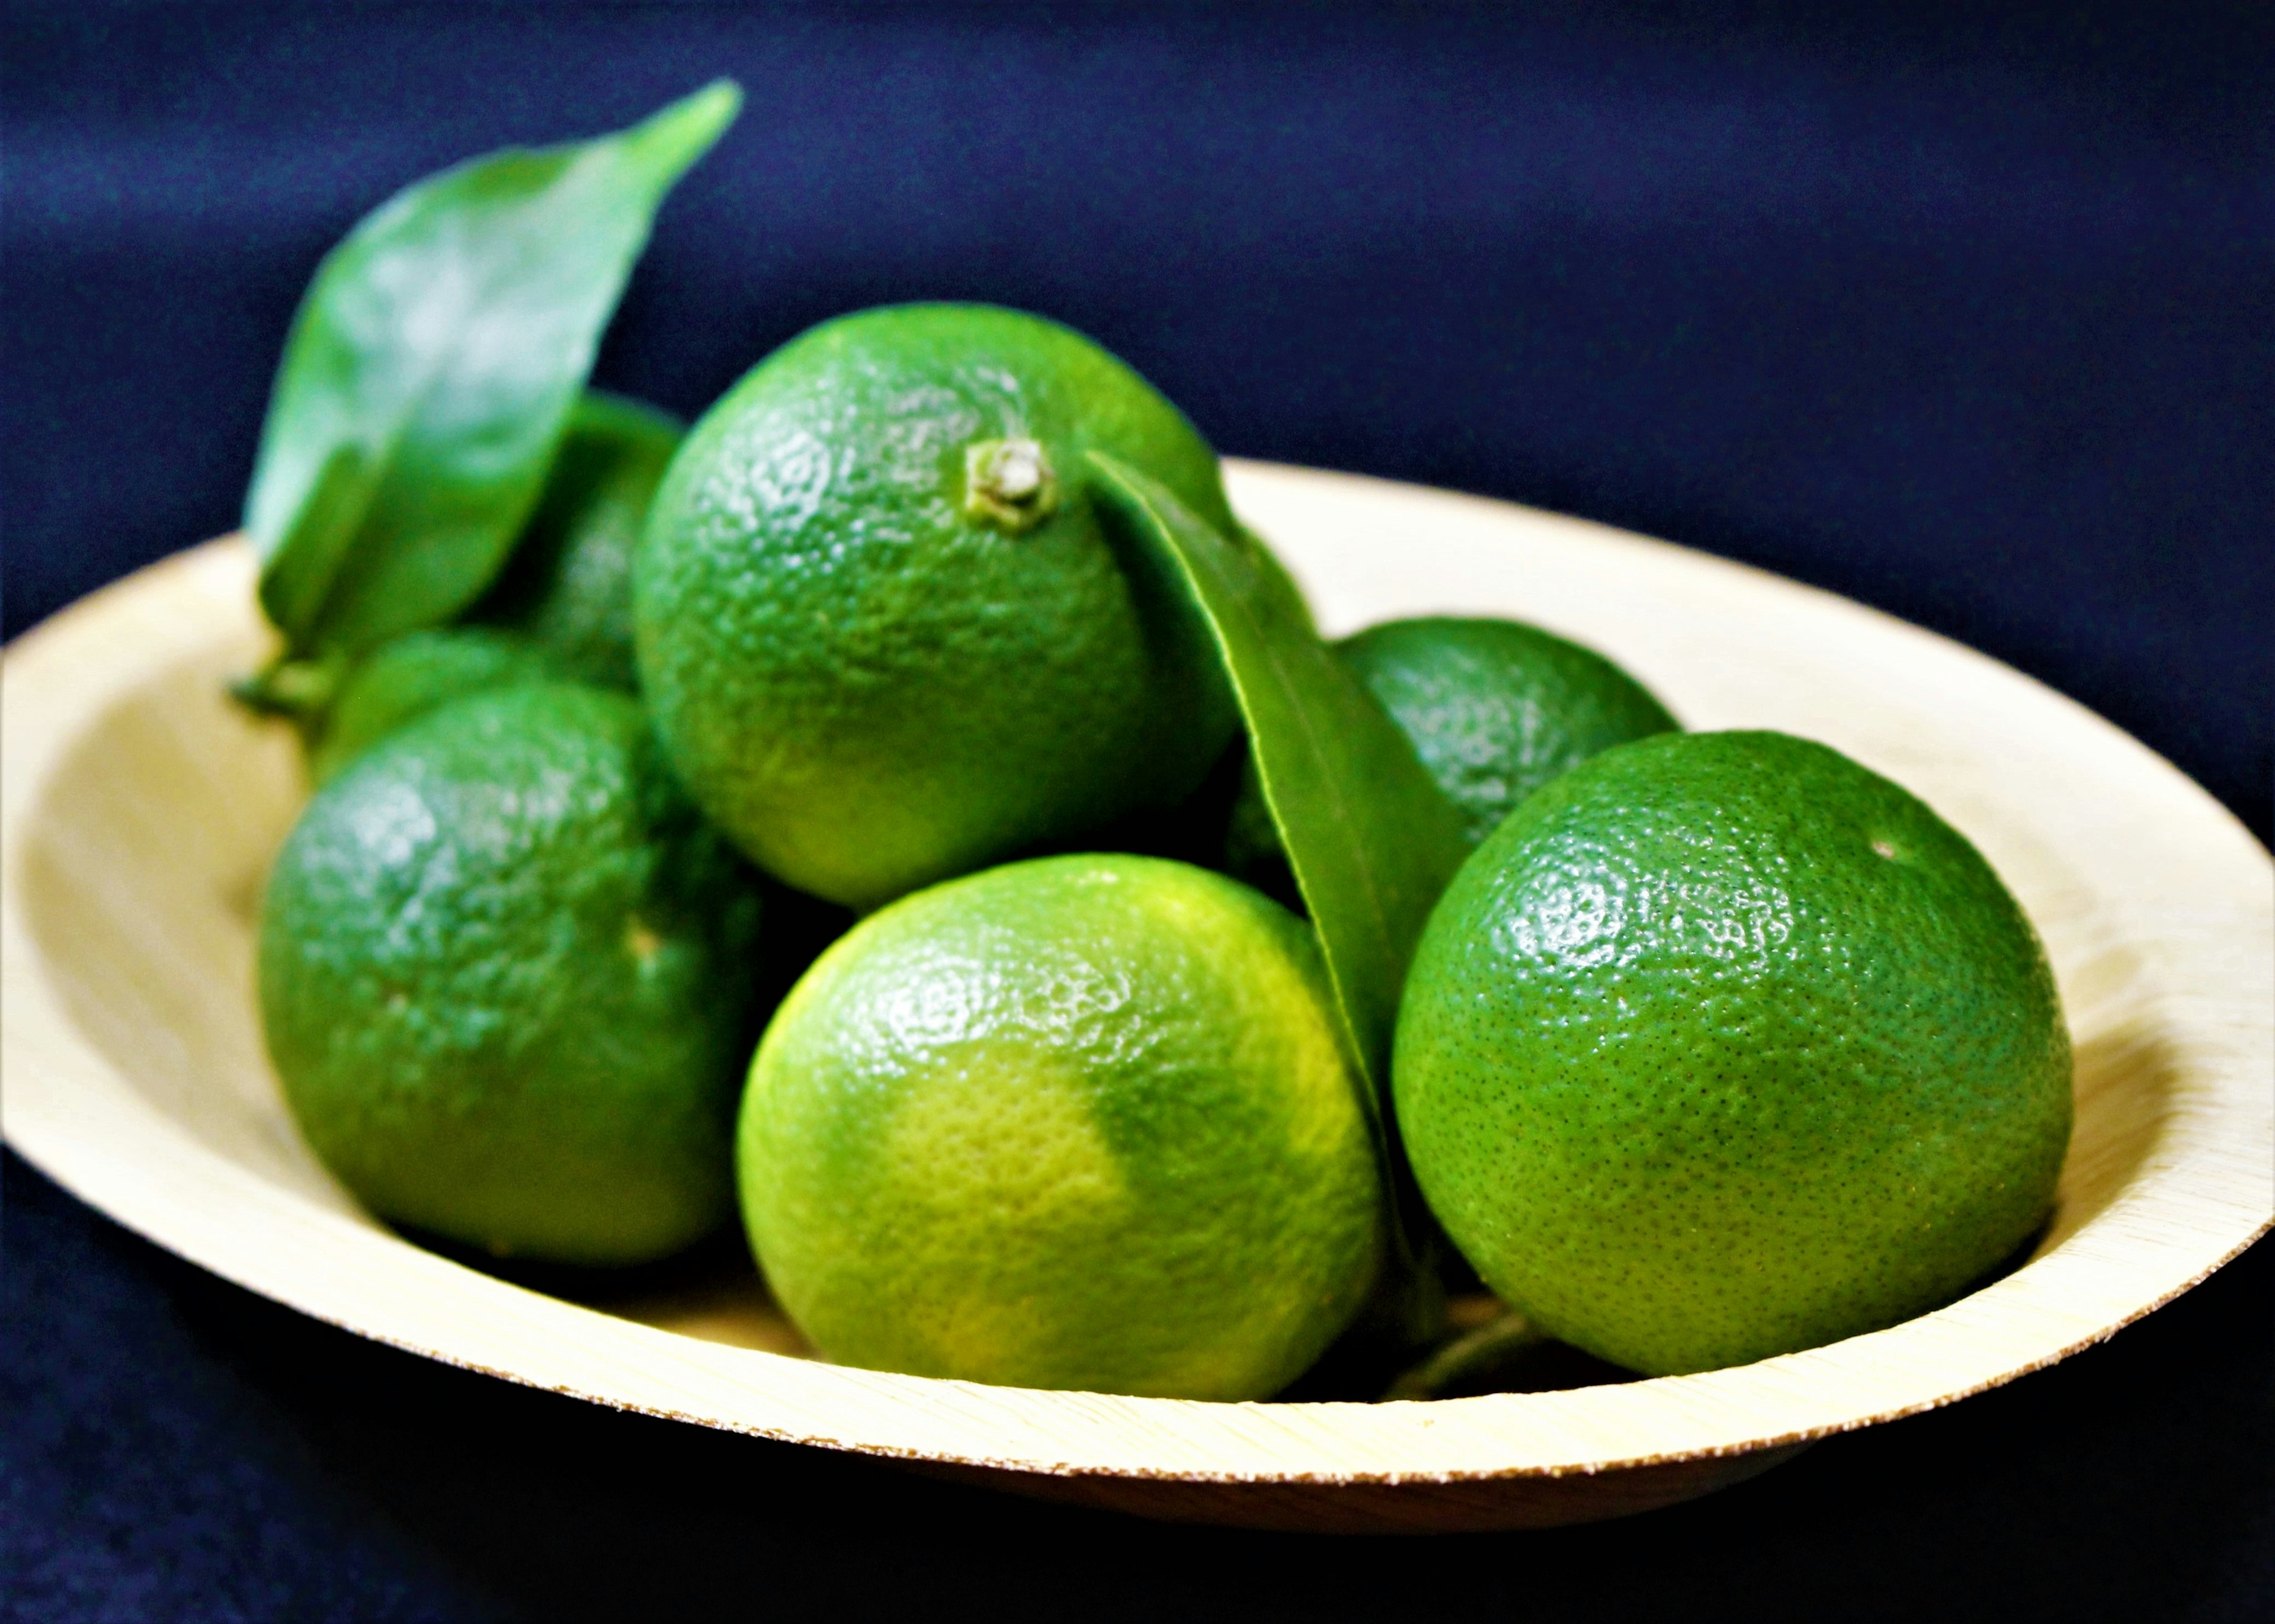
[261,682,765,1266]
[738,853,1384,1398]
[1393,730,2071,1376]
[635,303,1239,911]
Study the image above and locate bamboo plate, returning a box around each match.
[5,460,2270,1535]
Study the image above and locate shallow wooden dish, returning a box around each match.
[5,461,2269,1534]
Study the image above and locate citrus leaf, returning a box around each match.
[243,80,741,657]
[1084,454,1470,1102]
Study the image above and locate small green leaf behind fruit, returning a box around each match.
[243,81,741,659]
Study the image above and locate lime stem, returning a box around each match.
[1380,1308,1550,1401]
[964,437,1059,533]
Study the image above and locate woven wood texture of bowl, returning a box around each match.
[5,460,2270,1535]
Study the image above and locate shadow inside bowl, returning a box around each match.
[2036,1016,2181,1257]
[400,1227,818,1359]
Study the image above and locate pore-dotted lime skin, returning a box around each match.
[738,853,1384,1398]
[1394,731,2072,1376]
[474,391,682,690]
[1338,617,1678,849]
[307,626,562,785]
[636,304,1241,910]
[261,682,765,1266]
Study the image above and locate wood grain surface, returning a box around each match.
[5,461,2268,1533]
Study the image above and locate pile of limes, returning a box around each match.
[246,101,2071,1402]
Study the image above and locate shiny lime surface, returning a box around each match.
[636,304,1239,910]
[261,682,764,1266]
[739,853,1384,1398]
[1395,730,2072,1375]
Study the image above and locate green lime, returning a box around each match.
[306,626,562,785]
[1340,617,1678,847]
[635,304,1240,911]
[1226,616,1677,896]
[738,853,1384,1398]
[261,682,765,1266]
[473,391,682,690]
[1394,731,2071,1376]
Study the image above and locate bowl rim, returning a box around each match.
[5,460,2270,1488]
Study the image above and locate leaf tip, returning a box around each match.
[635,78,744,165]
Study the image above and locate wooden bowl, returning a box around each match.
[6,461,2269,1535]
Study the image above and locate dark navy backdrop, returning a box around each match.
[5,5,2270,1619]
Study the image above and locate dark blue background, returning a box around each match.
[5,5,2270,1618]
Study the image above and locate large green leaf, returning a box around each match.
[243,81,740,657]
[1084,455,1470,1105]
